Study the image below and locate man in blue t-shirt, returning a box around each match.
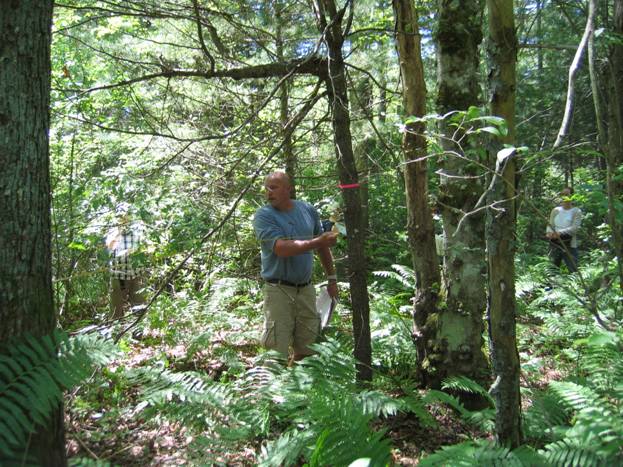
[253,171,338,361]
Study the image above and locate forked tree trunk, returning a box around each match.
[486,0,523,448]
[0,2,66,465]
[434,0,489,390]
[313,0,372,381]
[392,0,442,385]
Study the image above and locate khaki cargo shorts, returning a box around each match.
[260,283,320,357]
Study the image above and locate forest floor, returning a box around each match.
[64,326,488,466]
[64,325,491,466]
[63,282,563,466]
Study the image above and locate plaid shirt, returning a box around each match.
[108,228,142,280]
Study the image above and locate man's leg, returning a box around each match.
[111,278,127,319]
[549,244,563,268]
[562,247,578,272]
[292,284,321,361]
[127,278,146,310]
[261,284,295,359]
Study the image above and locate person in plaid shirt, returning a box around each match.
[105,209,145,318]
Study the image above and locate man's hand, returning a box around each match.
[317,231,338,248]
[327,280,338,299]
[546,232,560,239]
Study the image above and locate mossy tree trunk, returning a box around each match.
[486,0,523,448]
[0,1,66,465]
[313,0,372,381]
[433,0,489,389]
[392,0,442,385]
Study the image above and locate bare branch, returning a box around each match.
[553,0,596,148]
[192,0,216,72]
[55,57,328,96]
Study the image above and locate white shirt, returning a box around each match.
[546,206,582,248]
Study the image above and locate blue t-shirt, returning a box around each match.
[253,200,322,283]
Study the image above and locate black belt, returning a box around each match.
[266,278,311,288]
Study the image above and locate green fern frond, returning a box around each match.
[441,376,494,406]
[424,389,468,417]
[357,390,403,417]
[463,408,495,432]
[130,364,276,441]
[306,396,392,467]
[0,331,112,459]
[257,429,315,467]
[523,390,570,441]
[425,388,494,431]
[548,381,603,413]
[542,440,605,467]
[372,265,414,290]
[418,440,485,466]
[391,264,415,287]
[564,407,623,460]
[420,440,544,467]
[577,330,623,395]
[255,339,394,466]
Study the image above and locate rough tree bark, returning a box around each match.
[486,0,523,448]
[606,0,623,294]
[392,0,442,385]
[353,77,374,233]
[313,0,372,381]
[0,1,67,465]
[434,0,489,390]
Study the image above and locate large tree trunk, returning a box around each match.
[486,0,523,448]
[392,0,441,385]
[606,0,623,294]
[313,0,372,381]
[433,0,489,389]
[0,2,66,465]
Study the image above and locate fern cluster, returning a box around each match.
[126,337,435,465]
[420,329,623,466]
[525,329,623,465]
[0,331,115,462]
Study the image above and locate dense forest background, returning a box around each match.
[1,0,623,465]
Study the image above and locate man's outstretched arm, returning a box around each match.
[273,231,338,257]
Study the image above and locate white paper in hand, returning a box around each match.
[316,286,337,329]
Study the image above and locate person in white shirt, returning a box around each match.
[545,187,582,272]
[105,206,145,318]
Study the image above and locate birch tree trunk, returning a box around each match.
[0,1,67,464]
[313,0,372,381]
[434,0,489,390]
[486,0,523,448]
[392,0,442,385]
[554,0,597,148]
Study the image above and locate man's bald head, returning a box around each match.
[265,171,291,187]
[264,171,293,211]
